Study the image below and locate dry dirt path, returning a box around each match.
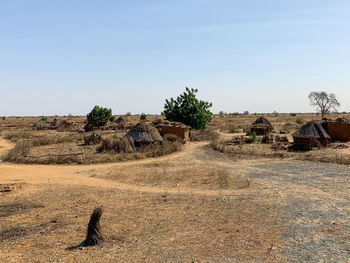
[0,138,255,197]
[2,137,350,262]
[0,138,214,194]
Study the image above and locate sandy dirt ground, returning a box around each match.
[1,137,350,262]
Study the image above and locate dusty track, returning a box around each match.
[2,137,350,262]
[0,138,247,196]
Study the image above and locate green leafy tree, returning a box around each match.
[87,105,114,127]
[140,113,147,120]
[162,87,213,130]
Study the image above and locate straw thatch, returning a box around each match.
[293,121,330,140]
[252,117,273,128]
[123,122,163,146]
[51,118,61,129]
[293,121,330,149]
[116,116,127,124]
[247,117,274,135]
[84,133,102,145]
[33,120,49,130]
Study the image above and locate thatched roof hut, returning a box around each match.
[116,116,127,124]
[123,122,163,146]
[33,120,49,130]
[293,121,330,150]
[247,117,274,135]
[51,118,61,129]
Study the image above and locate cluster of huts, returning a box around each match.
[123,121,190,146]
[293,118,350,150]
[33,115,350,151]
[247,116,350,150]
[33,118,77,131]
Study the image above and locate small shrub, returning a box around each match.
[3,141,32,162]
[210,132,226,152]
[163,134,181,143]
[290,113,297,117]
[4,131,34,142]
[227,126,239,133]
[87,105,114,127]
[296,117,305,125]
[40,116,48,122]
[84,133,102,145]
[249,131,257,142]
[140,113,147,120]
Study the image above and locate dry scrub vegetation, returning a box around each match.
[210,133,350,165]
[1,113,350,165]
[1,116,182,164]
[1,114,350,262]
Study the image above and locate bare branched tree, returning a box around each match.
[308,92,340,118]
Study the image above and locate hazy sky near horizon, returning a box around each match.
[1,0,349,116]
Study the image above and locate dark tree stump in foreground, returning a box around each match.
[83,207,104,246]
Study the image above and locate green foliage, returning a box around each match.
[87,105,114,127]
[162,87,213,130]
[140,113,147,120]
[40,116,48,122]
[249,131,257,141]
[296,117,305,125]
[290,113,297,117]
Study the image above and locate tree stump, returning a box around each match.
[83,207,104,246]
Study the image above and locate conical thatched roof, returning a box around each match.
[251,117,273,128]
[293,121,330,139]
[123,122,163,145]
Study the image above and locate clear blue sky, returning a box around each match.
[1,0,349,116]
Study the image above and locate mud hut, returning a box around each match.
[325,118,350,142]
[156,122,190,143]
[247,117,274,135]
[292,121,330,150]
[123,122,163,146]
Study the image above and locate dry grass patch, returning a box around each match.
[0,184,285,262]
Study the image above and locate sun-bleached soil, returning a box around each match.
[1,134,350,262]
